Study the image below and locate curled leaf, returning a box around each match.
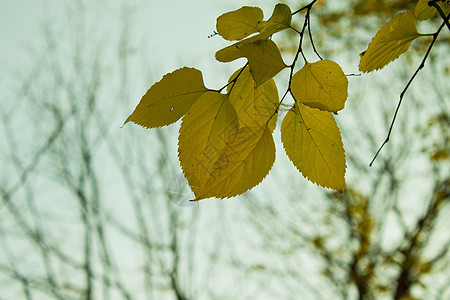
[239,39,287,86]
[215,33,268,63]
[215,3,292,63]
[257,3,292,35]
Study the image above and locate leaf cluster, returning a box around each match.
[125,0,448,200]
[125,2,349,200]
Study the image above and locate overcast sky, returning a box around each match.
[0,0,269,79]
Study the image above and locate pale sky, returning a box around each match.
[0,0,285,92]
[1,1,447,298]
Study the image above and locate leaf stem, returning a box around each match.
[270,88,290,123]
[369,15,449,166]
[217,63,248,93]
[419,33,437,37]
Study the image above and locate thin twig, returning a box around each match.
[291,6,312,70]
[217,62,248,93]
[307,13,323,60]
[369,15,449,166]
[266,4,316,128]
[287,4,313,103]
[429,1,450,30]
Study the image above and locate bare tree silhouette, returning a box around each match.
[1,1,448,300]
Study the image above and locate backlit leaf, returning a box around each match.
[126,3,354,199]
[215,43,244,63]
[216,6,264,41]
[228,67,279,130]
[359,11,421,72]
[415,0,437,20]
[215,33,269,63]
[125,67,208,128]
[415,0,450,20]
[178,92,239,199]
[291,60,348,112]
[196,126,276,200]
[281,104,346,191]
[254,78,279,131]
[215,3,292,63]
[239,39,287,86]
[257,3,292,35]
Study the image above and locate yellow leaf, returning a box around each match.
[196,126,276,200]
[215,44,243,63]
[216,6,263,41]
[239,39,287,86]
[359,11,421,72]
[291,60,348,112]
[228,67,279,130]
[125,67,208,128]
[215,33,269,63]
[257,3,292,35]
[281,104,346,191]
[415,0,437,20]
[255,79,279,131]
[442,2,450,16]
[178,92,239,199]
[215,3,291,63]
[415,0,450,20]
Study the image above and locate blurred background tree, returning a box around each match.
[0,0,448,299]
[241,0,450,299]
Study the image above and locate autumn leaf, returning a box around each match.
[291,60,348,112]
[257,3,292,35]
[254,78,279,131]
[216,6,263,41]
[359,11,421,72]
[178,91,239,199]
[215,33,269,63]
[126,3,354,199]
[125,67,209,128]
[196,126,276,200]
[239,39,287,86]
[228,67,279,130]
[415,0,450,21]
[281,104,346,191]
[415,0,438,20]
[215,3,292,64]
[183,68,279,200]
